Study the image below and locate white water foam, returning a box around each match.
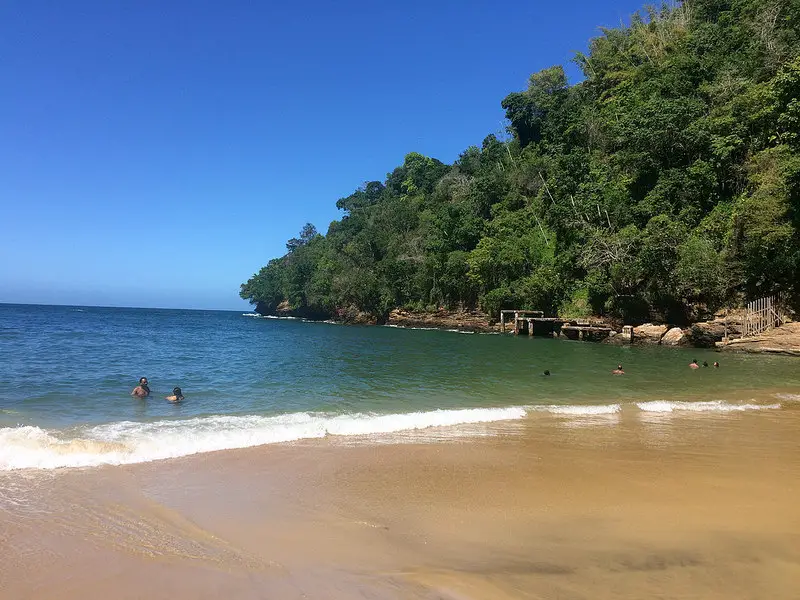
[384,324,441,331]
[242,313,302,320]
[533,404,621,415]
[636,400,781,413]
[3,399,784,471]
[0,406,527,471]
[383,324,476,334]
[775,393,800,401]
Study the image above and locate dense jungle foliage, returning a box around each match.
[242,0,800,324]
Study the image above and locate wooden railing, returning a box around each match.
[742,296,785,338]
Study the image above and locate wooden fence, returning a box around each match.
[742,296,785,338]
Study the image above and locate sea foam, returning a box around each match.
[536,404,621,415]
[0,406,527,471]
[1,399,786,471]
[242,313,301,320]
[636,400,781,413]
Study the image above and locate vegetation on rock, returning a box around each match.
[242,0,800,325]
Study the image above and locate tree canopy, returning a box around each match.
[242,0,800,324]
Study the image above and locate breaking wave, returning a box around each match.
[0,406,527,471]
[636,400,781,413]
[535,404,621,415]
[1,398,786,471]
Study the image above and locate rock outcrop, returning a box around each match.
[717,321,800,355]
[387,308,495,332]
[690,321,727,347]
[256,300,331,321]
[633,323,668,344]
[661,327,687,346]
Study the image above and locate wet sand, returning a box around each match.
[2,404,800,599]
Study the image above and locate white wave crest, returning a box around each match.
[775,393,800,401]
[636,400,780,413]
[533,404,621,416]
[384,324,440,331]
[0,406,527,471]
[243,313,301,320]
[384,324,476,334]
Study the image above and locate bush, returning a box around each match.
[480,287,514,320]
[560,287,593,319]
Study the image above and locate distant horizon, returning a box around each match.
[0,300,251,313]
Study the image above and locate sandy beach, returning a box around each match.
[2,399,799,599]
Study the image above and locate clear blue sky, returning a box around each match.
[1,0,644,310]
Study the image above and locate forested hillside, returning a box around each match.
[242,0,800,325]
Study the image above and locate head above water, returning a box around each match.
[543,370,550,376]
[173,387,183,397]
[139,377,149,387]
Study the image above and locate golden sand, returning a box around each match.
[1,406,799,599]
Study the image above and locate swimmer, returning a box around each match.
[165,387,184,403]
[612,364,625,375]
[689,360,700,369]
[713,361,720,368]
[131,377,150,398]
[543,370,551,376]
[703,361,709,368]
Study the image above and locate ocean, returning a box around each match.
[1,303,799,471]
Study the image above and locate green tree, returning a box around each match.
[242,0,800,322]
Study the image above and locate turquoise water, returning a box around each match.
[1,303,799,469]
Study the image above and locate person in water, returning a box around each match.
[690,360,700,369]
[702,361,709,368]
[131,377,150,398]
[165,387,184,402]
[543,370,551,376]
[713,361,720,368]
[612,364,625,375]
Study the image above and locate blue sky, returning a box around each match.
[1,0,644,310]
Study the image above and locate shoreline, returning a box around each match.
[3,407,799,599]
[254,307,800,354]
[0,392,793,472]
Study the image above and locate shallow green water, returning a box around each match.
[1,303,798,469]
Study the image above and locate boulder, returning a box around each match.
[661,327,687,346]
[633,323,668,344]
[690,321,727,348]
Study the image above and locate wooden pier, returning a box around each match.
[560,324,613,341]
[500,310,543,334]
[500,310,613,341]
